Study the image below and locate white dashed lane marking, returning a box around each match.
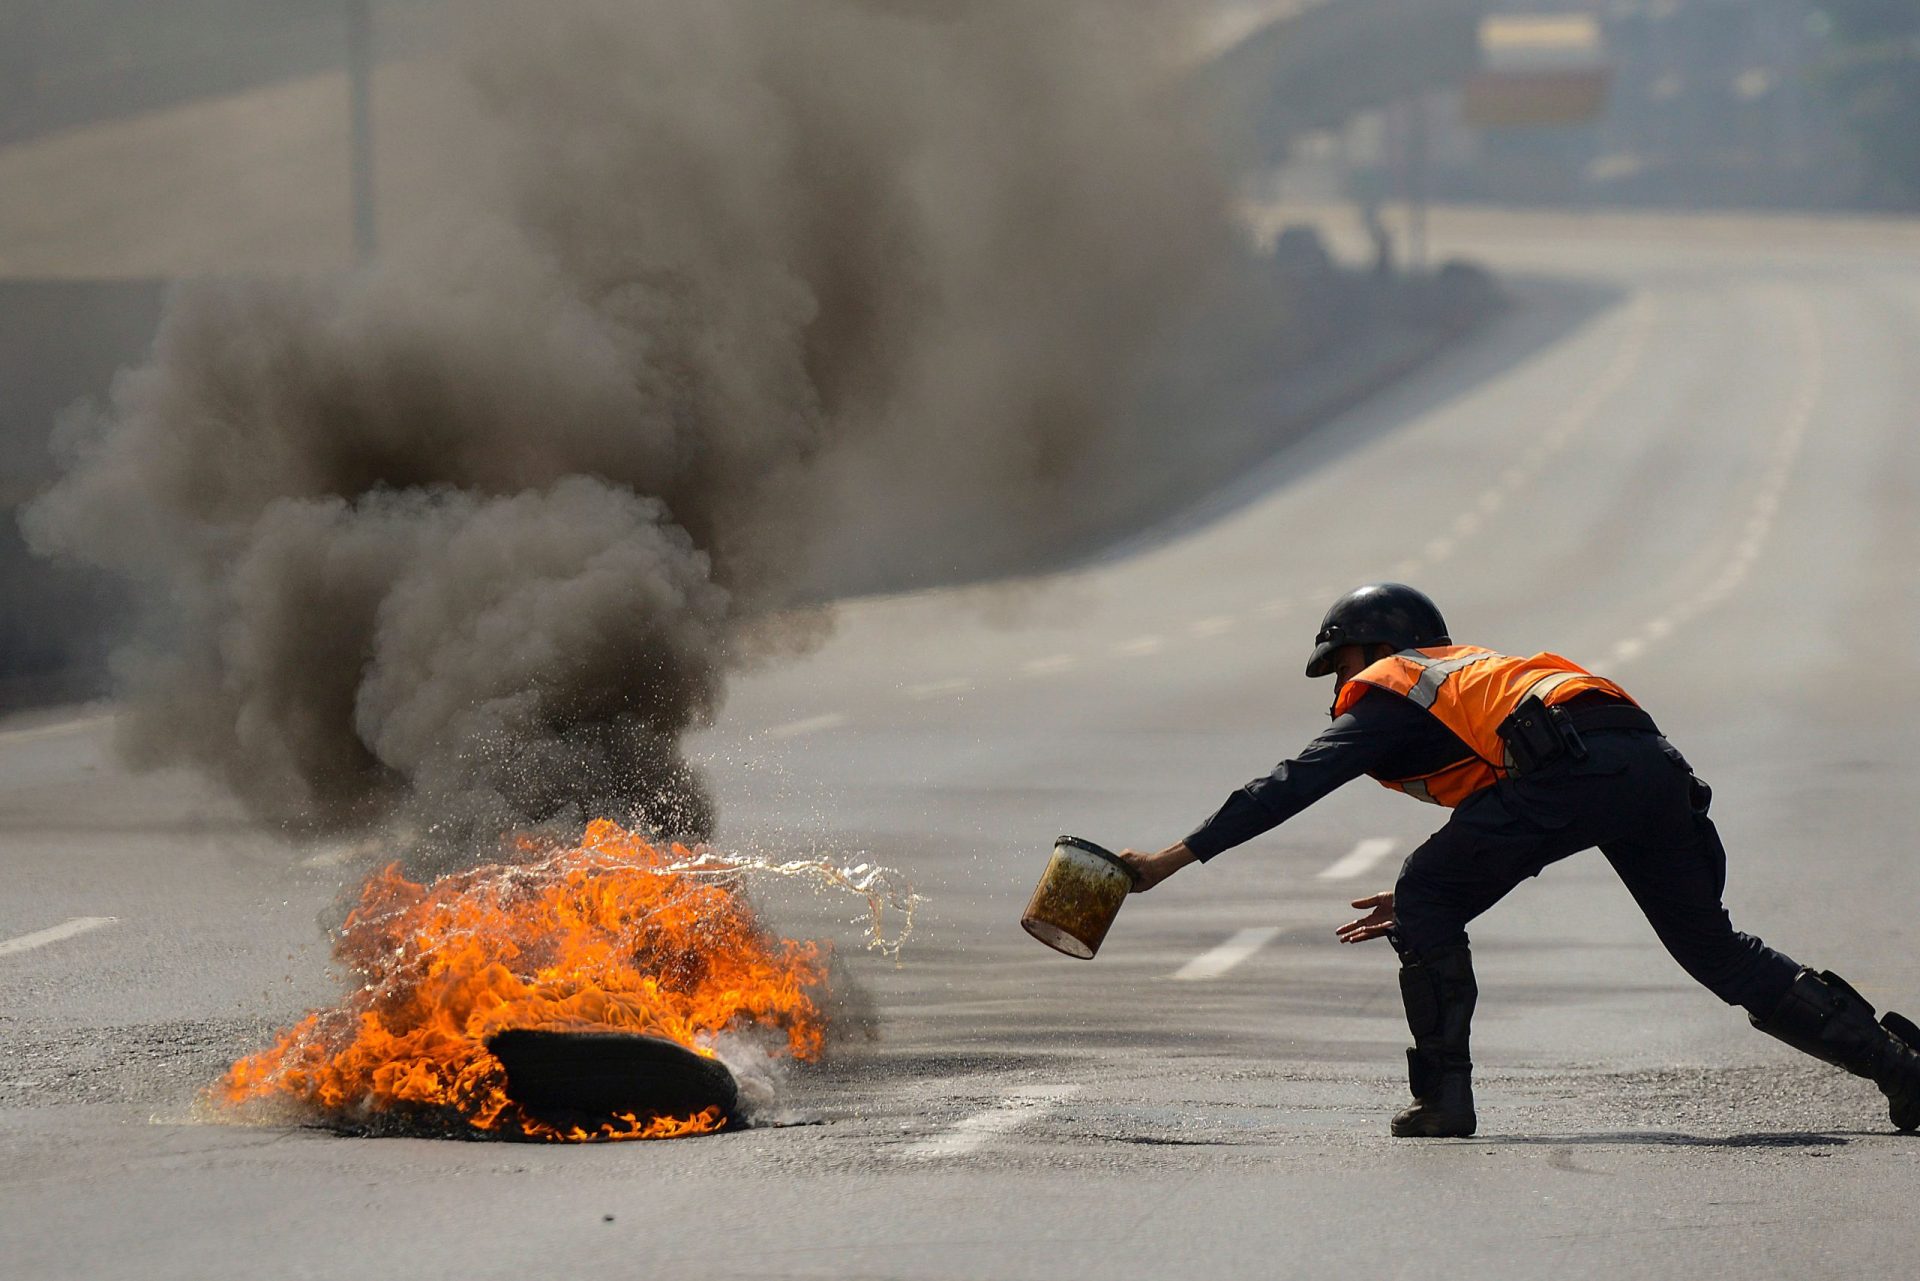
[783,292,1646,736]
[1383,293,1657,587]
[1317,837,1400,881]
[1605,290,1822,672]
[0,916,118,958]
[901,1085,1082,1158]
[764,712,850,740]
[1170,925,1284,981]
[1608,637,1647,665]
[905,678,973,701]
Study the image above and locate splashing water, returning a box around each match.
[659,846,924,962]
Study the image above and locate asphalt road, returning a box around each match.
[6,207,1920,1278]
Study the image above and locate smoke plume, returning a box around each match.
[23,0,1225,851]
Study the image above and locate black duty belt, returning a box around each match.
[1560,704,1660,737]
[1497,697,1660,776]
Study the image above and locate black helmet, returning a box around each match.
[1304,583,1449,677]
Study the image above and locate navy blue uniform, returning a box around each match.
[1185,688,1800,1016]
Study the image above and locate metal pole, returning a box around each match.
[347,0,376,263]
[1408,95,1429,274]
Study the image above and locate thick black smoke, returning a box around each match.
[23,0,1224,851]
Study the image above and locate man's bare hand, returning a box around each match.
[1335,890,1395,943]
[1118,843,1196,893]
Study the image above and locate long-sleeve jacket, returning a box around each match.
[1182,689,1474,861]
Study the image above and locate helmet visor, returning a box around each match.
[1304,624,1345,678]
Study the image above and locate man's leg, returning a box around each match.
[1387,938,1479,1137]
[1747,969,1920,1131]
[1388,791,1590,1138]
[1597,811,1797,1015]
[1600,751,1920,1131]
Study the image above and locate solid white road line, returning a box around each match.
[0,916,117,958]
[764,712,849,740]
[1317,837,1399,881]
[1170,925,1284,981]
[0,713,114,746]
[901,1085,1082,1158]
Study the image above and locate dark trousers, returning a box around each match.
[1392,730,1800,1018]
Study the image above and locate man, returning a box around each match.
[1120,583,1920,1137]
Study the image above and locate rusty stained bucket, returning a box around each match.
[1021,835,1138,959]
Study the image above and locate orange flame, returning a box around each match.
[217,819,829,1141]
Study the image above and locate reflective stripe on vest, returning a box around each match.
[1332,646,1637,808]
[1404,650,1495,708]
[1519,670,1585,703]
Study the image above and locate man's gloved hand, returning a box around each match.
[1118,843,1196,893]
[1335,890,1395,943]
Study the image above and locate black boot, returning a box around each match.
[1750,968,1920,1132]
[1392,943,1478,1138]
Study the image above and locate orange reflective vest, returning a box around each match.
[1331,646,1636,807]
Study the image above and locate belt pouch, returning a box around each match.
[1497,695,1586,773]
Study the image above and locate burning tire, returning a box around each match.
[487,1029,740,1135]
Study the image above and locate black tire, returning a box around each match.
[486,1029,740,1132]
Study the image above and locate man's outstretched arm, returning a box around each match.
[1118,700,1404,890]
[1118,692,1462,892]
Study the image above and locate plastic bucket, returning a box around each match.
[1021,835,1137,959]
